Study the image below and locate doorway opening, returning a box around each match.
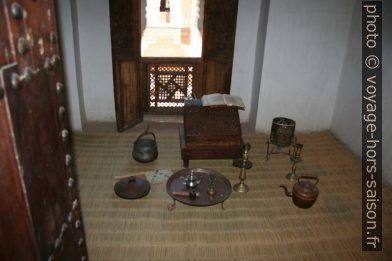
[141,0,203,113]
[141,0,203,57]
[109,0,238,131]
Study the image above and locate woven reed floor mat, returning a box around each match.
[73,131,392,261]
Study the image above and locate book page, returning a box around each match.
[201,93,225,106]
[223,94,245,109]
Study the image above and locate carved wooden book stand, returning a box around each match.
[179,106,243,167]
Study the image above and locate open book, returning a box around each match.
[201,93,245,110]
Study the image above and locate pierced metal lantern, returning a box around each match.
[266,117,296,160]
[270,117,296,146]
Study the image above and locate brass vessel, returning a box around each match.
[233,143,251,193]
[286,143,303,181]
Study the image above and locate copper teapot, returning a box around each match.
[280,176,319,209]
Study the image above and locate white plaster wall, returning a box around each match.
[331,1,361,157]
[332,0,392,186]
[230,0,262,122]
[56,0,84,130]
[75,0,116,122]
[248,0,270,129]
[255,0,354,132]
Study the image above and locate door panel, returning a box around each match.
[202,0,238,94]
[0,69,39,261]
[0,4,38,259]
[3,65,68,259]
[0,0,88,260]
[109,0,142,131]
[204,59,231,94]
[117,59,142,127]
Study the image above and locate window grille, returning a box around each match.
[148,64,194,109]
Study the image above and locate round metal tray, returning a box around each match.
[166,168,232,207]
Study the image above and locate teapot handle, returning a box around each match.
[298,175,319,188]
[136,125,156,141]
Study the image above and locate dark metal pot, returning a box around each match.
[132,128,158,163]
[270,117,296,147]
[280,176,319,209]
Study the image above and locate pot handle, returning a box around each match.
[136,125,156,141]
[298,175,319,188]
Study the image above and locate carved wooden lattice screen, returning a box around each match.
[147,60,199,112]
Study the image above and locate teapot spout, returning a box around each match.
[280,185,293,197]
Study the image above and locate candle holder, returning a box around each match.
[286,143,303,181]
[233,143,252,193]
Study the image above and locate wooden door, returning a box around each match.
[202,0,238,94]
[0,1,88,260]
[109,0,143,131]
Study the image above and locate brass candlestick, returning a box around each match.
[286,143,303,181]
[233,143,251,193]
